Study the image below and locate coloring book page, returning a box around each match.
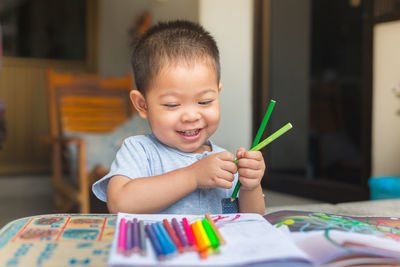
[109,213,311,266]
[265,210,400,265]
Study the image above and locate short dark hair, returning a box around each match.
[131,20,220,94]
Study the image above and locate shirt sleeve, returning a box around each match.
[92,136,152,202]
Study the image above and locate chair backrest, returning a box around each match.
[47,69,134,137]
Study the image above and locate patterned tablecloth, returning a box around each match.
[0,214,116,267]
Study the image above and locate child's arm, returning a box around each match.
[236,148,266,215]
[107,151,237,214]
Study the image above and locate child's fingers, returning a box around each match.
[236,147,246,159]
[238,168,263,179]
[219,169,235,182]
[216,176,233,189]
[243,150,263,160]
[221,160,237,174]
[237,157,265,171]
[217,151,235,162]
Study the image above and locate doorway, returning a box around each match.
[255,0,373,202]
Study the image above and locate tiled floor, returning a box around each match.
[0,175,321,229]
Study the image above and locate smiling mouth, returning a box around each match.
[177,129,201,136]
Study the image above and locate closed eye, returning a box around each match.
[199,100,213,105]
[163,103,179,108]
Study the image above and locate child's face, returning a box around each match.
[133,62,221,154]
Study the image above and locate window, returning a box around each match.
[0,0,86,60]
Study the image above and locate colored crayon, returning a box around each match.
[145,224,165,261]
[118,218,127,254]
[157,222,177,254]
[205,213,226,245]
[163,219,184,253]
[151,223,170,256]
[172,218,189,250]
[182,217,196,249]
[132,218,140,253]
[191,220,211,251]
[125,220,133,255]
[191,220,211,260]
[139,220,146,256]
[202,218,219,248]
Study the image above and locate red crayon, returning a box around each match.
[163,219,184,254]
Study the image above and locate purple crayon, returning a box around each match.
[132,218,140,253]
[125,220,133,255]
[172,218,189,250]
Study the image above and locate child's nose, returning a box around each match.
[181,110,201,122]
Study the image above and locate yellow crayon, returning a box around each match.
[190,220,211,252]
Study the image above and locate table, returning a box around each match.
[0,214,115,267]
[2,200,400,266]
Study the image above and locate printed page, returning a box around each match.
[108,213,312,266]
[290,230,400,265]
[266,210,400,265]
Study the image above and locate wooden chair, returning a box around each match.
[45,69,134,213]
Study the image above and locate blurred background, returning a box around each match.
[0,0,400,227]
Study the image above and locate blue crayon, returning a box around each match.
[151,223,170,255]
[157,222,177,254]
[145,224,165,261]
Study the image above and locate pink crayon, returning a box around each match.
[118,218,127,254]
[182,217,196,250]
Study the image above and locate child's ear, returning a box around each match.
[218,82,223,93]
[130,90,148,118]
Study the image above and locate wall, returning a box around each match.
[372,20,400,176]
[199,0,253,152]
[98,0,199,77]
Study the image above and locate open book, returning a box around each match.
[265,210,400,266]
[109,211,400,266]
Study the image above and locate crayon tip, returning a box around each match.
[230,197,235,202]
[200,250,208,260]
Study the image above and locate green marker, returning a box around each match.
[231,100,276,201]
[202,218,219,249]
[230,123,293,202]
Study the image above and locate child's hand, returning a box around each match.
[191,151,237,189]
[236,148,266,191]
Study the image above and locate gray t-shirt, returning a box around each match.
[92,134,238,214]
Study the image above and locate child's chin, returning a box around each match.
[178,143,203,153]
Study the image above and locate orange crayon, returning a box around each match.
[190,220,211,259]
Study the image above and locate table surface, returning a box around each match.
[2,200,400,267]
[0,213,116,267]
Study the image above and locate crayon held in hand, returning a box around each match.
[231,123,293,201]
[231,100,275,200]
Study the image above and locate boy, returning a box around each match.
[92,20,266,215]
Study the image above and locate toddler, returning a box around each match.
[92,20,266,215]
